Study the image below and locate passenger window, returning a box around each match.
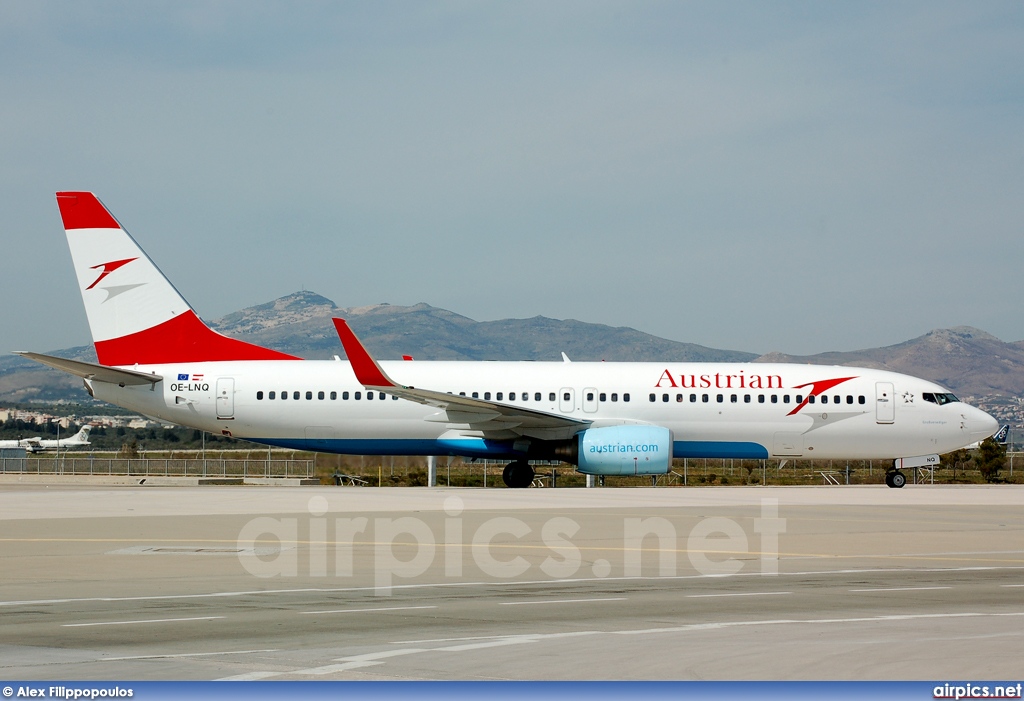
[293,391,300,400]
[257,391,264,400]
[355,391,361,400]
[472,392,479,399]
[548,392,556,401]
[744,394,751,403]
[379,392,385,400]
[783,395,790,403]
[484,392,491,400]
[509,392,516,400]
[535,392,542,401]
[717,394,724,403]
[662,393,669,402]
[459,392,466,396]
[330,391,337,400]
[689,393,697,403]
[268,391,275,400]
[771,395,777,404]
[587,392,595,401]
[392,395,398,400]
[676,394,683,403]
[821,396,828,404]
[846,395,853,404]
[650,394,656,403]
[497,392,503,401]
[859,396,866,404]
[758,395,765,404]
[563,392,570,401]
[702,394,709,403]
[318,391,324,400]
[342,391,349,400]
[623,393,630,402]
[367,392,373,400]
[282,391,288,400]
[599,393,606,402]
[611,393,618,402]
[306,391,313,400]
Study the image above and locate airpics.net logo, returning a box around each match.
[235,497,787,595]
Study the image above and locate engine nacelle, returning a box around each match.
[576,425,672,476]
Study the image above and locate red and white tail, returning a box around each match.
[57,192,298,366]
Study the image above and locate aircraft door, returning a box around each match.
[583,387,598,413]
[216,378,235,419]
[875,382,894,424]
[559,388,575,413]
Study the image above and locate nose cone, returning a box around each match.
[966,406,999,443]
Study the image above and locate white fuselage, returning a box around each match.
[90,359,996,461]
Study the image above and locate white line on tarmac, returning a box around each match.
[687,592,792,598]
[500,598,626,606]
[299,606,437,615]
[8,565,1024,608]
[106,649,278,661]
[1001,584,1024,588]
[216,672,281,681]
[62,616,225,627]
[848,586,952,592]
[214,610,1024,681]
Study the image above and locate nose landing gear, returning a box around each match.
[885,470,907,488]
[502,461,535,489]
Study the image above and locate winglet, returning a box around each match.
[332,318,398,388]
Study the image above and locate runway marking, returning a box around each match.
[687,592,792,598]
[1001,584,1024,588]
[6,565,1024,608]
[390,634,540,644]
[62,616,224,628]
[499,597,626,606]
[299,606,437,615]
[216,672,281,681]
[5,536,1024,566]
[106,649,277,661]
[848,586,952,592]
[215,610,1024,680]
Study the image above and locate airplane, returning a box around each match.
[16,192,998,489]
[0,426,91,453]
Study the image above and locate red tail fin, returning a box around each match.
[58,192,299,365]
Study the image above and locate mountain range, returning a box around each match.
[2,291,1021,403]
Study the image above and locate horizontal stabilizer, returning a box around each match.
[14,351,162,386]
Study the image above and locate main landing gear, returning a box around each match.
[502,461,535,489]
[885,470,907,489]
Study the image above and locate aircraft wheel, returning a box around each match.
[502,461,534,489]
[890,470,907,489]
[884,472,894,488]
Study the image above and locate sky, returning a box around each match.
[2,1,1022,357]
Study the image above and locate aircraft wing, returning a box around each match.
[14,352,162,386]
[332,318,589,441]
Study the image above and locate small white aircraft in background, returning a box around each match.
[0,425,91,453]
[17,192,998,489]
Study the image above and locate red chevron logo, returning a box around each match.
[86,257,138,290]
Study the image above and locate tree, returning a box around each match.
[941,448,971,481]
[974,437,1006,483]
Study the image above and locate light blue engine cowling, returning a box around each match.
[576,425,673,476]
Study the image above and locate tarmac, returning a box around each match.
[1,484,1022,680]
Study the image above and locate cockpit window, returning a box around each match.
[922,392,959,405]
